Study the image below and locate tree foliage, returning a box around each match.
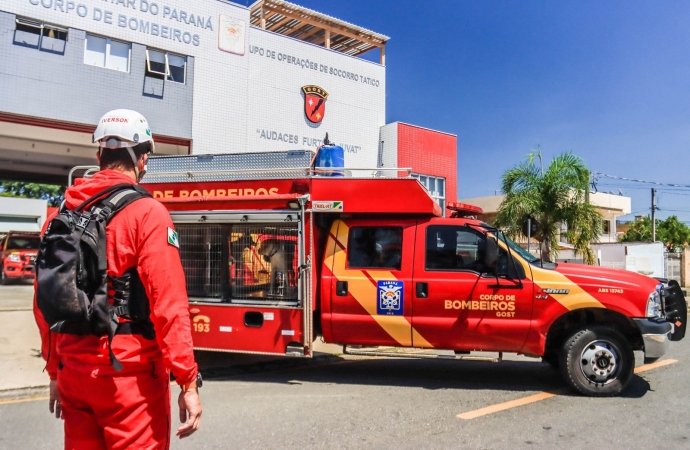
[0,181,65,207]
[494,151,602,264]
[620,215,690,251]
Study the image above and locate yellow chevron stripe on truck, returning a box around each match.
[324,220,432,348]
[531,267,605,310]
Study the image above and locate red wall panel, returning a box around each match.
[396,123,457,203]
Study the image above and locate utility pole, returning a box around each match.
[651,188,656,242]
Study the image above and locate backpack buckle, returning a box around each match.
[114,305,130,317]
[76,214,90,229]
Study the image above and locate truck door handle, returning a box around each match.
[416,282,428,298]
[336,281,348,296]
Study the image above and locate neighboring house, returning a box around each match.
[456,192,632,245]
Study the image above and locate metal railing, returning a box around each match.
[142,166,413,180]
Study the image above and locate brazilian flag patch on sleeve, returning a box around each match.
[167,227,179,248]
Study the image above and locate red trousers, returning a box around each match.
[57,360,171,450]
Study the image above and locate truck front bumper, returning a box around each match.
[633,318,673,359]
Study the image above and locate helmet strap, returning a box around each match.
[126,147,140,181]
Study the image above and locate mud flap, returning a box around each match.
[664,280,687,341]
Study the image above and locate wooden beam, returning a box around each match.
[262,5,385,47]
[325,28,330,49]
[380,44,385,65]
[351,44,378,58]
[338,40,366,55]
[292,25,322,41]
[260,5,266,29]
[267,15,293,32]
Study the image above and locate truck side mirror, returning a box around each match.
[484,236,498,270]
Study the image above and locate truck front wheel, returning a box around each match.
[559,326,634,397]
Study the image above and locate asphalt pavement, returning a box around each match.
[1,284,689,449]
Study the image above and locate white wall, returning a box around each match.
[592,241,665,278]
[0,197,47,232]
[245,28,385,167]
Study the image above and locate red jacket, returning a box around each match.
[34,170,198,385]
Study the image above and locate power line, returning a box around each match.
[593,172,690,189]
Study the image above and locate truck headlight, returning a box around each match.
[7,253,21,263]
[646,288,662,318]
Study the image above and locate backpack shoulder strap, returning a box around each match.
[93,185,152,222]
[74,183,141,213]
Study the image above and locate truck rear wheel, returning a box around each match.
[559,326,634,397]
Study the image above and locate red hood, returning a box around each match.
[65,170,136,210]
[555,263,659,290]
[553,262,658,317]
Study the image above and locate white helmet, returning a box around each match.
[93,109,155,152]
[93,109,154,180]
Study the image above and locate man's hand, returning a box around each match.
[48,379,62,419]
[177,388,202,438]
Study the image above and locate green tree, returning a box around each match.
[494,151,603,264]
[620,215,690,251]
[0,181,65,207]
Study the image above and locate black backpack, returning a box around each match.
[36,183,155,371]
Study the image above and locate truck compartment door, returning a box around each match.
[172,211,310,356]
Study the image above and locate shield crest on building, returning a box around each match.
[301,85,328,123]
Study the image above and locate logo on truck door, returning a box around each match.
[377,280,404,316]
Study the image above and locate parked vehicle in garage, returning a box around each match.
[0,231,40,284]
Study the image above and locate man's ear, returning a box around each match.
[96,150,101,165]
[138,153,148,172]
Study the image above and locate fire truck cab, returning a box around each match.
[139,151,686,397]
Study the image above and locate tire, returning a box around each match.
[0,268,10,285]
[559,326,634,397]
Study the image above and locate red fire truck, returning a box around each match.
[138,151,686,397]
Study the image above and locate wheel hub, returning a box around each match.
[580,340,620,384]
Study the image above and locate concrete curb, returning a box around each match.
[0,385,49,402]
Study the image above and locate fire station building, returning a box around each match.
[0,0,457,208]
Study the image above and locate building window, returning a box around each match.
[145,49,186,83]
[603,220,611,235]
[84,34,131,72]
[14,17,67,54]
[412,174,446,214]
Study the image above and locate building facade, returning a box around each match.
[0,0,457,210]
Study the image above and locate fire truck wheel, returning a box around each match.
[559,326,634,397]
[0,267,10,285]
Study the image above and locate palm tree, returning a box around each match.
[494,151,602,264]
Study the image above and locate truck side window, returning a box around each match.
[347,227,402,270]
[426,226,486,272]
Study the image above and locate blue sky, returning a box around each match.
[233,1,690,223]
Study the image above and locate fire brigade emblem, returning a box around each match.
[377,280,404,316]
[301,85,328,123]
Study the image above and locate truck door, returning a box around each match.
[412,220,534,352]
[327,219,416,347]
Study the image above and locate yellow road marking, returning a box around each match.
[0,396,49,405]
[457,390,566,420]
[457,359,679,420]
[634,358,677,373]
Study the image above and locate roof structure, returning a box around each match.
[249,0,389,65]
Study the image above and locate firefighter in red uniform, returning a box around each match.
[34,109,202,449]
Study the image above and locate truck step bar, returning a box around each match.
[342,346,503,363]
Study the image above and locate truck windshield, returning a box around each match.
[7,237,40,250]
[479,225,539,264]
